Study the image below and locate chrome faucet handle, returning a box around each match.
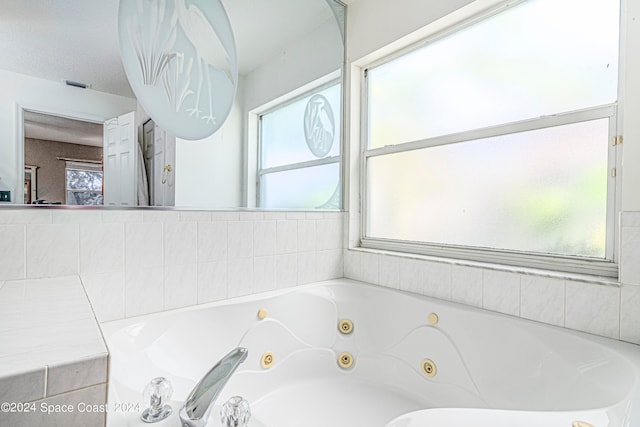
[220,396,251,427]
[141,377,173,423]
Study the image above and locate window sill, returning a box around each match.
[352,244,620,288]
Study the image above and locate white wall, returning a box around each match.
[0,69,136,203]
[346,0,474,61]
[621,0,640,211]
[174,81,244,208]
[243,18,343,112]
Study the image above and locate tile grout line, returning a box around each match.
[43,365,48,398]
[23,223,27,280]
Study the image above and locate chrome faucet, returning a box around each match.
[179,347,248,427]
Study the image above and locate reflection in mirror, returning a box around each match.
[23,112,103,206]
[174,0,345,209]
[0,0,345,209]
[119,0,239,140]
[258,81,341,209]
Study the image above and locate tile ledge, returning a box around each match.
[0,275,108,397]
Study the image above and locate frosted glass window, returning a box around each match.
[366,119,609,258]
[363,0,620,270]
[261,84,341,169]
[258,81,341,209]
[367,0,620,149]
[261,163,340,209]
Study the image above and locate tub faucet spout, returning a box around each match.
[179,347,248,427]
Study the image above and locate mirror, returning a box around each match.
[0,0,345,209]
[23,111,103,205]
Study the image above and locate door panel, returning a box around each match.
[103,111,136,206]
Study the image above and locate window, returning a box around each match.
[65,161,103,206]
[363,0,620,276]
[258,82,341,209]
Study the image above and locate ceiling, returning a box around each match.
[2,0,342,146]
[24,111,103,147]
[0,0,338,98]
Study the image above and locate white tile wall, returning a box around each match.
[4,208,640,349]
[81,272,125,322]
[164,221,197,266]
[483,270,521,317]
[26,223,79,278]
[79,222,124,274]
[228,220,254,259]
[399,258,424,295]
[125,222,163,270]
[520,276,565,327]
[276,219,298,254]
[254,220,277,257]
[227,258,254,298]
[621,284,640,344]
[360,251,381,285]
[621,212,640,286]
[317,249,344,281]
[297,220,317,252]
[620,211,640,344]
[197,221,228,262]
[0,209,346,323]
[422,260,452,301]
[275,254,298,288]
[450,265,482,307]
[565,281,620,339]
[254,255,277,293]
[197,261,227,303]
[297,252,318,285]
[164,264,198,310]
[0,225,25,280]
[378,254,400,289]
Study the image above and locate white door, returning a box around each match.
[103,111,136,206]
[142,119,156,204]
[161,127,176,206]
[152,122,166,206]
[151,120,175,206]
[144,120,175,206]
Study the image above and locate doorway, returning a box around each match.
[22,111,103,205]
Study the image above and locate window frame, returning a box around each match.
[256,78,342,208]
[359,0,622,278]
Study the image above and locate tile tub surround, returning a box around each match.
[344,248,636,343]
[0,276,108,427]
[621,211,640,286]
[0,208,346,322]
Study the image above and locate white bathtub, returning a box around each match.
[101,279,640,427]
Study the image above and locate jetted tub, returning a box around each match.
[101,279,640,427]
